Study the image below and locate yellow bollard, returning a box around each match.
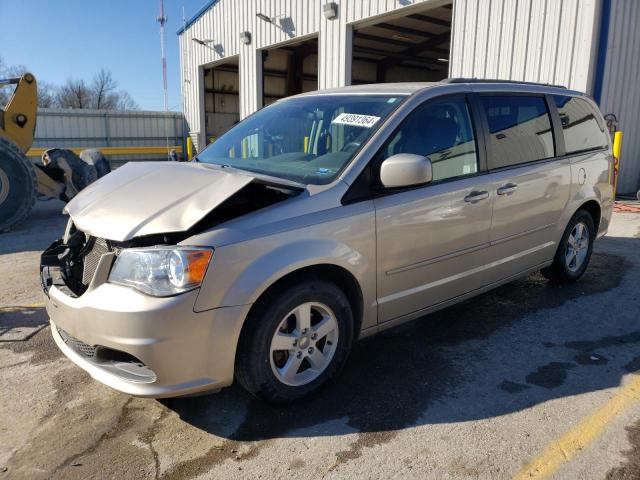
[612,131,623,195]
[186,136,194,161]
[303,136,309,154]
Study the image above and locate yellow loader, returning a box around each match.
[0,73,108,231]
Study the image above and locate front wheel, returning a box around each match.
[541,209,595,283]
[0,137,37,232]
[235,280,354,404]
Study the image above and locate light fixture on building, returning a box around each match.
[192,37,214,46]
[240,31,252,45]
[256,12,272,23]
[256,12,296,38]
[437,58,449,63]
[323,2,338,19]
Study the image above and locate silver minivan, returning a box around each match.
[41,80,614,403]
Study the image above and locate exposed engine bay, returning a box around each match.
[41,180,299,297]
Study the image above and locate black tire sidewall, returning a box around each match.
[555,210,595,281]
[0,141,35,229]
[238,280,354,403]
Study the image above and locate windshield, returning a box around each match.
[196,94,405,185]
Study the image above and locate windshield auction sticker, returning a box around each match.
[332,113,381,128]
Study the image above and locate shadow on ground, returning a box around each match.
[0,199,66,255]
[164,238,640,445]
[0,306,49,341]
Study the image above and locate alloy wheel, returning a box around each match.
[269,302,339,387]
[565,221,590,272]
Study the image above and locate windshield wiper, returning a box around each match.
[205,163,248,173]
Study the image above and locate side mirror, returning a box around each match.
[379,153,433,188]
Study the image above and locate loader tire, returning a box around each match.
[0,137,37,232]
[79,149,111,178]
[42,148,97,199]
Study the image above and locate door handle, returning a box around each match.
[464,190,489,203]
[497,183,518,195]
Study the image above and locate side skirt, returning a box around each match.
[359,260,553,339]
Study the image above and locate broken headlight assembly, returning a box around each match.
[108,247,213,297]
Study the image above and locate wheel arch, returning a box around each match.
[577,199,602,233]
[242,263,364,341]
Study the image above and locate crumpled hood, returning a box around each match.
[64,161,254,241]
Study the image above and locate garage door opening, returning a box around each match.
[203,57,240,143]
[351,3,452,85]
[262,37,318,106]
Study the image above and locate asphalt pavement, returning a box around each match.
[1,200,639,480]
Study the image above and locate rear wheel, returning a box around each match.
[0,137,36,232]
[235,280,354,404]
[541,209,595,283]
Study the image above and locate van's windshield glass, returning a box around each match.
[195,94,405,184]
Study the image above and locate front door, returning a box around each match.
[374,95,493,322]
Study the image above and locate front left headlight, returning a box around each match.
[108,247,213,297]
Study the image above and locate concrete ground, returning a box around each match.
[1,200,639,480]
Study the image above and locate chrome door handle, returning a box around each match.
[464,190,489,203]
[497,183,518,195]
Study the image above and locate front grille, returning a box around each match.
[82,237,111,285]
[57,328,97,358]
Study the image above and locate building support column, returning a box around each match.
[239,45,263,119]
[318,2,352,90]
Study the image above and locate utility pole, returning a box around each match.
[157,0,169,112]
[157,0,170,159]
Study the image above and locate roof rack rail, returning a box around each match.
[443,78,567,89]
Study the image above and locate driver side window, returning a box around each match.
[384,97,479,182]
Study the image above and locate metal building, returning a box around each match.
[30,108,185,166]
[179,0,640,194]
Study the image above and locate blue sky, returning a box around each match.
[0,0,207,111]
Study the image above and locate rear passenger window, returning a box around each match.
[481,96,555,168]
[553,96,608,154]
[383,97,478,182]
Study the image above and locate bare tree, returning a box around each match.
[115,90,139,110]
[56,78,92,109]
[1,57,139,111]
[0,83,12,107]
[0,57,29,106]
[1,57,60,108]
[91,69,118,109]
[0,57,28,78]
[59,70,138,110]
[37,82,57,108]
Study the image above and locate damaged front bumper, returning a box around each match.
[40,240,251,398]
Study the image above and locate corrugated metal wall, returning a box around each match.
[179,0,442,150]
[33,108,185,162]
[179,0,323,150]
[599,0,640,194]
[449,0,601,92]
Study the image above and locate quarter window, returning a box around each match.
[481,96,555,168]
[383,97,479,182]
[553,95,608,154]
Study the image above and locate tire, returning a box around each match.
[42,148,97,198]
[235,279,354,404]
[79,149,111,178]
[0,137,37,232]
[541,209,595,284]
